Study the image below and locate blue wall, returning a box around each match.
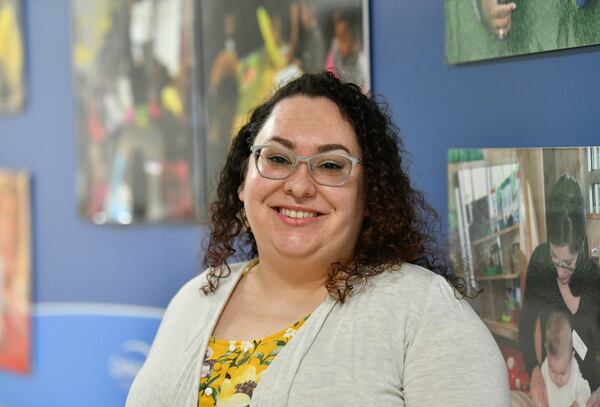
[0,0,599,405]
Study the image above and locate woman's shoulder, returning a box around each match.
[365,262,457,299]
[530,242,550,261]
[345,263,509,403]
[580,257,600,295]
[352,263,472,320]
[162,260,252,316]
[526,243,553,279]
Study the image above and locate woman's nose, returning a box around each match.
[283,161,317,198]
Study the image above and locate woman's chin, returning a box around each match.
[557,277,571,286]
[275,245,319,260]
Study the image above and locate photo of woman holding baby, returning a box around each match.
[519,174,600,407]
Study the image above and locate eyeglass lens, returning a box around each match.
[255,146,353,186]
[551,260,575,272]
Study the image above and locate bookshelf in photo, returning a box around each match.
[587,147,600,215]
[451,160,521,341]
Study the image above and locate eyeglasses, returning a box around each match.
[250,144,363,187]
[551,260,576,274]
[550,247,578,274]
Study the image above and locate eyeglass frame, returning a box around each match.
[549,243,580,274]
[551,259,577,274]
[249,144,363,187]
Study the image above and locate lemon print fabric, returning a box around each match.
[198,316,308,407]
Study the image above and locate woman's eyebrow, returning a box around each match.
[317,144,352,155]
[265,136,352,155]
[265,136,294,148]
[549,249,577,262]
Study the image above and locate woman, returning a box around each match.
[127,72,509,406]
[519,174,600,407]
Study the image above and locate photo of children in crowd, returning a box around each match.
[449,147,600,406]
[71,0,198,224]
[0,0,25,115]
[445,0,600,64]
[0,170,31,374]
[198,0,369,197]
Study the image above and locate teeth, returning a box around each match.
[279,208,319,219]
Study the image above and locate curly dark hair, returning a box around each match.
[202,71,465,301]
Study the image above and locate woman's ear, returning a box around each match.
[238,182,245,202]
[238,156,251,202]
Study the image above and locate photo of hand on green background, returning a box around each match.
[446,0,600,64]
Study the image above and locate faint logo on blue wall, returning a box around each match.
[0,304,162,406]
[108,340,150,390]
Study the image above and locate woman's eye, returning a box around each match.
[266,155,292,166]
[317,161,344,171]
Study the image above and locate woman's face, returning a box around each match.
[549,243,578,285]
[239,96,366,266]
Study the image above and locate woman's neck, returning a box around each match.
[252,257,329,295]
[557,280,580,315]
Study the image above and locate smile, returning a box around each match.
[278,208,321,219]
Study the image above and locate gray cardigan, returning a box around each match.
[126,261,510,406]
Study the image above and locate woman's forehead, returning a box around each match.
[255,96,359,153]
[549,243,577,260]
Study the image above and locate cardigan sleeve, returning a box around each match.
[126,273,214,407]
[126,283,189,407]
[402,275,510,406]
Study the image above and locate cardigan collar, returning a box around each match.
[182,260,339,407]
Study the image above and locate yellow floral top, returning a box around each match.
[198,316,308,407]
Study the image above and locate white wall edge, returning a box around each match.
[34,302,165,319]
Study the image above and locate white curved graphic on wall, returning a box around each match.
[0,302,164,407]
[35,302,164,318]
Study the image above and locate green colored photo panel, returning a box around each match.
[445,0,600,63]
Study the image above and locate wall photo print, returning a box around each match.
[0,170,31,375]
[0,0,26,115]
[199,0,370,196]
[71,0,199,224]
[448,147,600,406]
[445,0,600,64]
